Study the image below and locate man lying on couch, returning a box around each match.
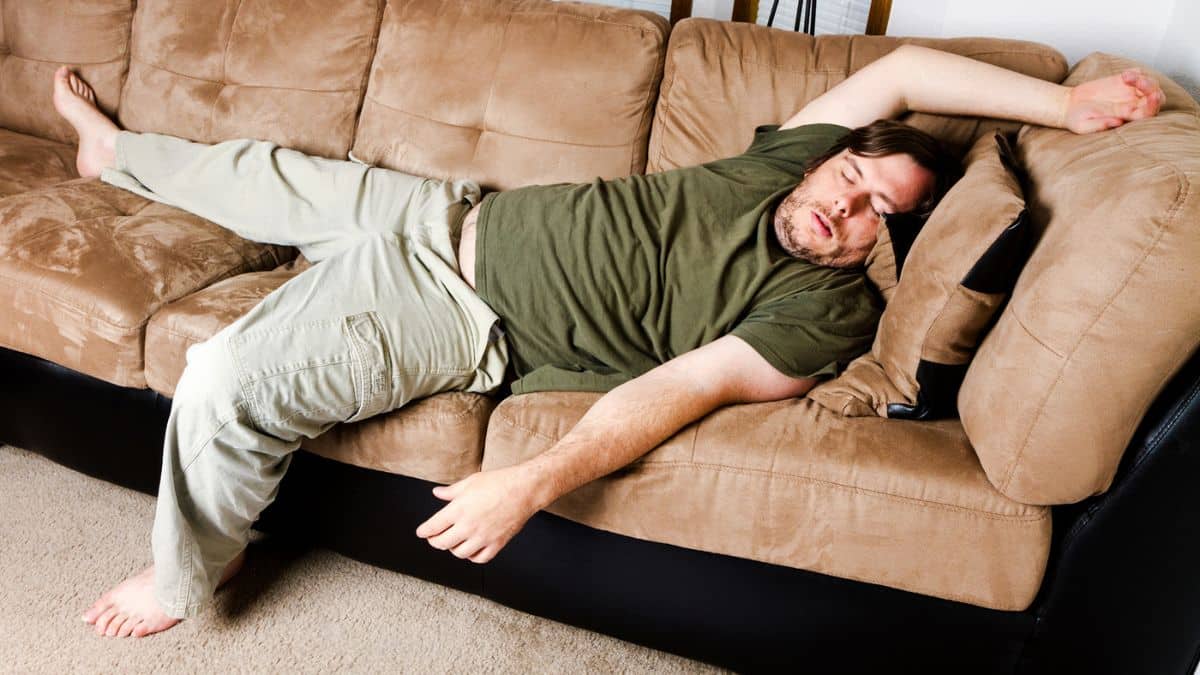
[51,44,1162,638]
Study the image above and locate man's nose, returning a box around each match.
[834,190,865,217]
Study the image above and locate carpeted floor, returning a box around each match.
[0,445,721,673]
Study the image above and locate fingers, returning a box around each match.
[470,546,499,564]
[1080,117,1125,134]
[415,505,454,539]
[451,539,486,560]
[431,479,466,501]
[1122,68,1156,95]
[426,524,468,551]
[1120,69,1166,118]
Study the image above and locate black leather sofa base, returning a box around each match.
[4,345,1199,674]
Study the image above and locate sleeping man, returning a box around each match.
[50,44,1162,637]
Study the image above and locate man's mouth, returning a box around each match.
[810,210,833,239]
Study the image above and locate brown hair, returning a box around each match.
[805,119,961,217]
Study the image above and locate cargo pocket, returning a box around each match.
[343,310,393,423]
[226,311,392,440]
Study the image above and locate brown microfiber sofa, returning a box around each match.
[2,1,1199,672]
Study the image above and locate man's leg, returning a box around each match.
[52,67,479,263]
[82,230,509,637]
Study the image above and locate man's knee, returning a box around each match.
[174,336,244,413]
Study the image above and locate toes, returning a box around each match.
[93,607,119,635]
[131,621,151,638]
[82,597,113,624]
[105,613,129,637]
[114,615,136,638]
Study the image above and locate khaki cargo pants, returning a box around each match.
[101,131,510,619]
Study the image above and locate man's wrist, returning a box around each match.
[1056,84,1073,129]
[515,458,566,512]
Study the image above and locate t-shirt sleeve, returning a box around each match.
[740,123,851,175]
[729,275,882,379]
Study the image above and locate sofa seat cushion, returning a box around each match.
[0,128,78,198]
[0,179,292,388]
[145,260,495,483]
[482,392,1051,611]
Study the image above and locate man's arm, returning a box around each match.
[415,335,817,563]
[781,44,1164,133]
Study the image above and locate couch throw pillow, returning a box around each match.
[808,131,1033,420]
[864,211,924,304]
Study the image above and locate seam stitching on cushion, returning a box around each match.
[363,94,628,149]
[627,21,667,175]
[346,0,387,152]
[131,57,363,94]
[211,0,247,140]
[687,37,1057,77]
[1007,306,1064,357]
[152,323,210,346]
[1,221,74,251]
[2,53,126,67]
[473,12,515,163]
[649,38,684,172]
[999,121,1191,492]
[0,270,143,334]
[643,461,1050,521]
[0,239,284,333]
[126,199,161,217]
[513,10,656,34]
[494,408,558,443]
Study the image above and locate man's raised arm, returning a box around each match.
[415,335,817,563]
[781,44,1164,134]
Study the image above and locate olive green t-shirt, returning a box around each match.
[474,123,881,394]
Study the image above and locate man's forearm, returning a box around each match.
[889,45,1071,128]
[520,367,727,510]
[416,336,816,562]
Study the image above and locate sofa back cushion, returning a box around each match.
[118,0,382,159]
[0,0,133,144]
[958,54,1200,505]
[648,19,1067,172]
[349,0,668,191]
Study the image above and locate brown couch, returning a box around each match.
[3,1,1199,672]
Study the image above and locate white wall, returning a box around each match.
[889,0,1200,100]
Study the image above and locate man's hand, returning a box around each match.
[416,465,547,563]
[1064,68,1165,134]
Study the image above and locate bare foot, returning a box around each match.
[51,66,118,178]
[81,551,246,638]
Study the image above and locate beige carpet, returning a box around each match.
[0,445,721,673]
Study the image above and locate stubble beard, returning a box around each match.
[773,185,840,267]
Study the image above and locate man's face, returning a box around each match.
[773,149,936,268]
